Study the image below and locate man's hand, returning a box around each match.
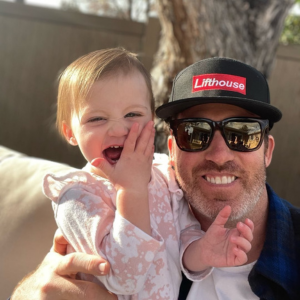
[12,230,117,300]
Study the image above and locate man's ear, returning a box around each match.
[62,121,78,146]
[168,135,175,166]
[265,135,275,168]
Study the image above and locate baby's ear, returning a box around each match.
[62,121,77,146]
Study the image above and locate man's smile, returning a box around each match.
[204,175,237,185]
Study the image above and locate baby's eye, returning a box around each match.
[88,117,106,123]
[125,112,142,118]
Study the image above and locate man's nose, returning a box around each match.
[204,130,235,165]
[107,119,129,137]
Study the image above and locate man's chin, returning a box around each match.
[191,195,248,220]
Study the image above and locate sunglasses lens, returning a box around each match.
[224,121,262,151]
[172,118,266,152]
[177,121,211,151]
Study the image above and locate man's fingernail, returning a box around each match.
[99,263,106,274]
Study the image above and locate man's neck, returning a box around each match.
[192,188,269,264]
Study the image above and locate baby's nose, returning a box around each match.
[107,119,129,137]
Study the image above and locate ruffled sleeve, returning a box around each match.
[180,226,213,281]
[153,154,213,281]
[43,170,97,203]
[43,170,164,295]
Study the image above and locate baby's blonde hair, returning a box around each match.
[57,48,154,137]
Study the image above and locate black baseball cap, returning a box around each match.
[156,57,282,126]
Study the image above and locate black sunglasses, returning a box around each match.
[169,117,269,152]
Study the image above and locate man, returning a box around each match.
[11,58,300,300]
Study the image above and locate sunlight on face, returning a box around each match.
[66,70,153,176]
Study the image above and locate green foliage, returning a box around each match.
[280,14,300,44]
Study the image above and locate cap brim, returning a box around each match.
[156,96,282,124]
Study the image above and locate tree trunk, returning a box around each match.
[152,0,294,153]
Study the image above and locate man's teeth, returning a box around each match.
[110,146,121,148]
[205,176,236,184]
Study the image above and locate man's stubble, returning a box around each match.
[175,159,266,227]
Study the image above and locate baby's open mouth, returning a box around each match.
[103,146,123,164]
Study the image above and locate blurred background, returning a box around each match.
[0,0,299,200]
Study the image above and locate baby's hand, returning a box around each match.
[91,121,155,235]
[230,217,254,266]
[91,120,155,192]
[196,206,254,269]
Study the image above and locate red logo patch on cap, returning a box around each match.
[192,74,246,95]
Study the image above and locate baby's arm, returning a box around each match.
[50,184,163,295]
[182,206,254,272]
[91,120,155,236]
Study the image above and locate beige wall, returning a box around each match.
[267,45,300,206]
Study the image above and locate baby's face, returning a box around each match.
[66,70,153,174]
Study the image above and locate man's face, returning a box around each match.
[168,103,274,226]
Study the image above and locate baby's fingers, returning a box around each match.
[237,221,254,242]
[136,121,154,155]
[232,247,248,265]
[245,218,254,232]
[144,126,155,157]
[230,235,252,253]
[122,122,139,155]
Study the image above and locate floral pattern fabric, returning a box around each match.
[43,154,209,300]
